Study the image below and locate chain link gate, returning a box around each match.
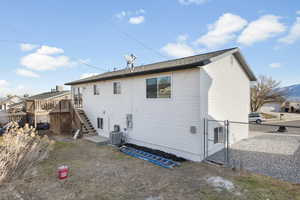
[203,119,229,165]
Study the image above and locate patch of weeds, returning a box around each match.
[39,159,57,177]
[234,174,300,200]
[0,136,3,145]
[199,185,240,200]
[37,141,75,177]
[54,141,75,151]
[110,148,132,160]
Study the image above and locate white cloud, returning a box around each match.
[20,43,38,51]
[0,80,37,97]
[0,80,9,88]
[196,13,247,48]
[297,10,300,15]
[20,45,73,71]
[80,73,99,79]
[177,34,189,42]
[269,62,282,68]
[0,83,36,97]
[129,16,145,24]
[16,68,40,78]
[278,17,300,44]
[36,45,64,55]
[115,9,146,19]
[161,42,196,58]
[116,11,127,19]
[238,15,286,45]
[137,9,145,14]
[178,0,208,5]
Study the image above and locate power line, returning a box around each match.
[0,39,108,72]
[107,20,169,60]
[0,18,169,71]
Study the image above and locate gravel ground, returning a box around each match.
[208,131,300,183]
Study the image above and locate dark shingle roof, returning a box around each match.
[27,90,70,100]
[66,47,256,85]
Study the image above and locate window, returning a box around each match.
[146,76,171,98]
[93,85,100,95]
[113,82,121,94]
[97,118,103,129]
[126,114,133,129]
[214,127,224,144]
[249,113,260,118]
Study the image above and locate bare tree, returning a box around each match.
[250,75,286,112]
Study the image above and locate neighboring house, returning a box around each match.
[282,101,300,113]
[0,95,23,112]
[8,101,26,113]
[25,86,71,126]
[260,102,283,113]
[65,48,256,161]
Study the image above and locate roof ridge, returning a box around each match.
[66,47,241,85]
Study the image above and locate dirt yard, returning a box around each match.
[0,136,300,200]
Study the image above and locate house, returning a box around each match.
[260,102,283,113]
[282,100,300,113]
[0,95,23,112]
[65,48,256,161]
[25,86,71,126]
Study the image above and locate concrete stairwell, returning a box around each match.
[76,109,97,136]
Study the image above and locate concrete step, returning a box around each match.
[84,135,109,145]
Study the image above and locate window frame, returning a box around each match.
[97,117,104,129]
[214,127,224,144]
[146,75,172,100]
[93,84,100,95]
[113,82,121,95]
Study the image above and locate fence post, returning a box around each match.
[203,118,206,160]
[226,120,230,165]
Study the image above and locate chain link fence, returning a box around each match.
[204,118,300,183]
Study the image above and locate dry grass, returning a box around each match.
[234,174,300,200]
[1,137,299,200]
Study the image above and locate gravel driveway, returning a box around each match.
[209,131,300,183]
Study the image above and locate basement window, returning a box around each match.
[93,85,100,95]
[97,118,103,129]
[113,82,121,94]
[146,76,171,98]
[214,127,224,144]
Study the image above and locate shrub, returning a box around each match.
[0,123,54,184]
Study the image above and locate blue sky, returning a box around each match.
[0,0,300,96]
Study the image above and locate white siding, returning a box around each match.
[76,69,203,161]
[200,55,250,155]
[73,54,251,161]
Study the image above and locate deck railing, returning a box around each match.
[26,96,70,114]
[49,99,84,134]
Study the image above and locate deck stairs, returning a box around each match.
[76,109,97,136]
